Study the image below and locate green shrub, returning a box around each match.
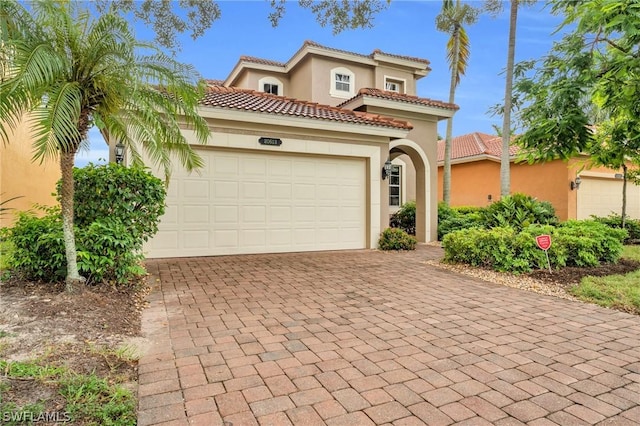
[442,220,625,273]
[557,220,626,266]
[591,214,640,243]
[8,208,67,282]
[76,218,146,284]
[437,202,484,240]
[378,228,417,251]
[390,201,416,235]
[482,193,558,231]
[8,210,145,284]
[443,227,541,273]
[63,163,166,243]
[9,165,165,285]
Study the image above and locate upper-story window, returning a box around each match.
[330,67,355,99]
[384,76,405,94]
[263,83,279,95]
[258,76,283,96]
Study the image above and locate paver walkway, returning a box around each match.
[139,246,640,425]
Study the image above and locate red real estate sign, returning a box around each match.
[536,234,552,251]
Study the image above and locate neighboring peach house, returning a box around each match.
[141,40,457,258]
[0,117,60,228]
[436,132,640,221]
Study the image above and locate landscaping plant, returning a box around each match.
[378,228,417,251]
[7,164,165,285]
[390,200,416,235]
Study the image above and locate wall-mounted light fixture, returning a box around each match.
[487,194,492,202]
[570,176,582,190]
[381,158,393,180]
[614,173,624,179]
[114,142,125,164]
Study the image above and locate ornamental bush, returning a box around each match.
[8,209,145,284]
[390,200,416,235]
[442,220,625,273]
[62,163,166,243]
[10,164,166,285]
[591,214,640,243]
[437,202,483,240]
[481,193,558,231]
[378,227,417,251]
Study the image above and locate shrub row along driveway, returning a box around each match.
[140,246,639,425]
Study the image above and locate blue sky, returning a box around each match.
[76,0,565,166]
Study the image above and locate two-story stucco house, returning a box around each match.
[143,41,457,258]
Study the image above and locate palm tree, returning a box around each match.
[0,1,210,291]
[436,0,478,205]
[485,0,536,197]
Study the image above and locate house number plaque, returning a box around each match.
[259,137,282,146]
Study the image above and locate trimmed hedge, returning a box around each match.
[378,228,417,251]
[442,220,626,273]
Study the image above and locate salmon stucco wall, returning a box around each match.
[437,159,577,221]
[0,118,60,228]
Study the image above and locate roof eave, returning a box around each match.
[196,105,411,140]
[224,60,287,86]
[342,95,456,119]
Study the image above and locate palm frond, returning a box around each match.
[31,82,83,161]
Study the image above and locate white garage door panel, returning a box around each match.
[578,177,640,219]
[146,149,366,258]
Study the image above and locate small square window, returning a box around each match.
[384,78,404,94]
[263,83,279,95]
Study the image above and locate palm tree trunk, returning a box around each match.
[60,150,85,292]
[501,0,518,197]
[443,26,461,205]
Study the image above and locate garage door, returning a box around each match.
[145,149,366,258]
[577,176,640,219]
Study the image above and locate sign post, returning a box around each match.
[535,234,552,273]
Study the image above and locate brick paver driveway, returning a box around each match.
[139,246,640,425]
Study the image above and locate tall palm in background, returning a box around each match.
[436,0,478,205]
[485,0,536,197]
[0,0,210,291]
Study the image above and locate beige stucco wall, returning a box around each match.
[305,56,374,106]
[374,66,417,95]
[0,118,60,228]
[234,70,291,96]
[289,57,313,103]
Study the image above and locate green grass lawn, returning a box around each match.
[0,240,13,275]
[569,245,640,314]
[621,244,640,262]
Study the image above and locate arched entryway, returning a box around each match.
[389,139,432,242]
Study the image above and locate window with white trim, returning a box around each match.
[389,165,401,207]
[384,77,405,94]
[263,83,279,95]
[330,67,355,98]
[258,76,283,96]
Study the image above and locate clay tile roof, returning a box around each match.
[371,48,431,66]
[301,40,430,66]
[200,85,413,130]
[239,55,286,67]
[437,132,520,162]
[205,79,225,86]
[340,88,458,111]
